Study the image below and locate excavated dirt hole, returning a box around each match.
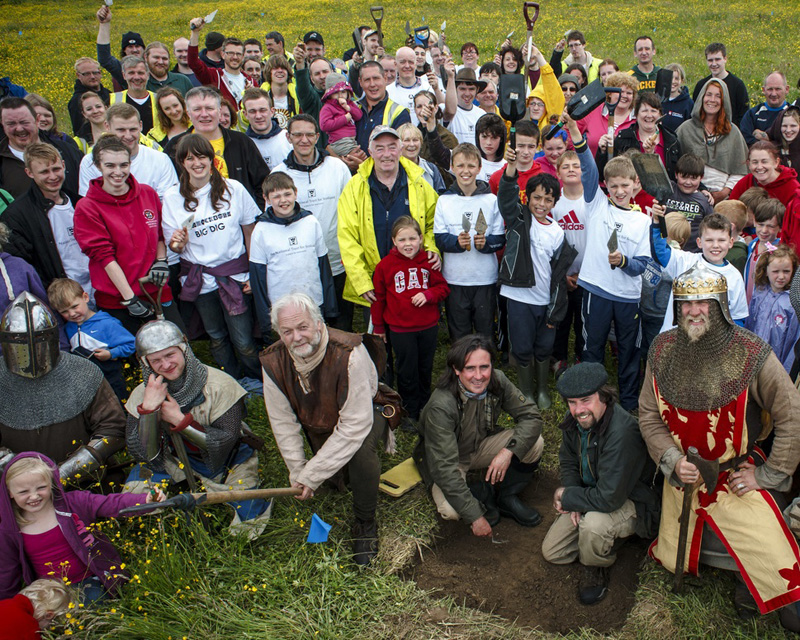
[407,471,649,635]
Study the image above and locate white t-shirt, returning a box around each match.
[223,71,246,104]
[271,155,351,276]
[478,157,504,182]
[576,189,652,302]
[248,130,293,170]
[433,190,503,286]
[8,146,25,161]
[501,216,565,306]
[447,105,485,145]
[552,192,589,275]
[386,76,431,126]
[249,214,328,306]
[47,197,93,300]
[658,252,749,332]
[161,179,259,295]
[79,145,178,198]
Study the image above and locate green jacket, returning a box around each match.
[558,403,660,538]
[414,370,542,524]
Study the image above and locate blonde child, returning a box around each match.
[0,453,164,604]
[371,216,450,422]
[0,579,72,640]
[745,244,800,373]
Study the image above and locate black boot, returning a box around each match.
[496,458,542,527]
[734,578,758,620]
[352,517,378,567]
[468,480,500,526]
[779,602,800,634]
[579,565,610,605]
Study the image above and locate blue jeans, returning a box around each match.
[505,299,556,366]
[193,288,261,380]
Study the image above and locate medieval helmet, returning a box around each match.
[672,263,734,326]
[135,320,187,364]
[0,291,61,378]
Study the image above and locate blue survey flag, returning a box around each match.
[306,513,332,543]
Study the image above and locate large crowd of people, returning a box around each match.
[2,6,800,636]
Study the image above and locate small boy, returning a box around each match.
[565,112,652,412]
[640,212,690,358]
[650,211,749,330]
[434,143,505,342]
[737,185,769,242]
[489,120,542,202]
[663,153,713,251]
[47,277,135,403]
[0,579,72,640]
[498,146,577,410]
[744,198,785,301]
[249,172,337,338]
[714,199,749,275]
[551,150,587,374]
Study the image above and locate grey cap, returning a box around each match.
[558,73,580,88]
[369,125,400,143]
[556,362,609,398]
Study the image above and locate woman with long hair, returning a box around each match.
[768,106,800,170]
[677,78,748,203]
[148,87,191,147]
[161,134,262,383]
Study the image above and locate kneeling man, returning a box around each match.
[261,293,388,566]
[415,335,544,538]
[542,362,659,605]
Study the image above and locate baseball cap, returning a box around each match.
[303,31,324,46]
[369,125,400,143]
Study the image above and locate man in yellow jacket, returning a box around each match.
[337,125,440,307]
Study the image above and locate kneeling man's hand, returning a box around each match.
[486,448,514,484]
[471,516,492,537]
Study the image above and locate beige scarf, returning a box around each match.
[288,324,329,394]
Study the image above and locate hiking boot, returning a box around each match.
[352,518,378,567]
[579,565,610,605]
[496,459,542,527]
[468,481,500,526]
[734,580,758,620]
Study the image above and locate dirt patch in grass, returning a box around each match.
[407,471,649,635]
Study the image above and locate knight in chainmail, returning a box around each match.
[0,292,126,482]
[639,263,800,632]
[123,320,271,539]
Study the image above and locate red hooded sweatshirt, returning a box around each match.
[730,165,800,207]
[371,247,450,334]
[73,175,171,309]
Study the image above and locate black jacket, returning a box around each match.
[164,127,270,210]
[2,183,81,288]
[558,403,660,538]
[595,122,682,181]
[496,171,578,325]
[0,132,83,199]
[67,80,111,136]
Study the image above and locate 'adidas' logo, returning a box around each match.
[558,210,584,231]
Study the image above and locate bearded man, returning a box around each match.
[639,264,800,631]
[260,292,389,566]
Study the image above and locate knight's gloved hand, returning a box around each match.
[148,259,170,287]
[122,295,154,319]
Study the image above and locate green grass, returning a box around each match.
[3,1,799,638]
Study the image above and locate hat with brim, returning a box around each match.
[454,68,487,92]
[322,79,354,102]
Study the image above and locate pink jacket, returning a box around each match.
[319,100,363,143]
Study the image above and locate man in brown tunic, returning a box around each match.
[260,292,387,566]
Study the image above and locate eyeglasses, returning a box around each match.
[289,132,318,139]
[79,70,102,76]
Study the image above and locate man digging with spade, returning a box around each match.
[638,264,800,632]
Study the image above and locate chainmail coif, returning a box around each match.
[648,304,772,412]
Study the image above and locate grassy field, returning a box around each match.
[2,1,800,638]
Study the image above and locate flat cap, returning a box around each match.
[556,362,608,398]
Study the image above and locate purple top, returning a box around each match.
[745,287,800,373]
[0,452,152,599]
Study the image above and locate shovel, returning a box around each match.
[352,27,365,56]
[545,79,607,140]
[523,2,540,70]
[604,87,622,159]
[370,6,384,48]
[632,153,672,236]
[414,26,431,48]
[655,68,675,103]
[190,8,218,29]
[674,446,719,593]
[118,486,302,516]
[138,277,165,320]
[499,73,527,149]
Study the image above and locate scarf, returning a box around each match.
[288,324,329,394]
